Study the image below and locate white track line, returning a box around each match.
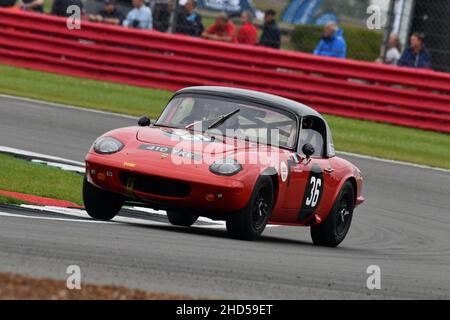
[0,146,84,167]
[0,210,112,224]
[7,205,278,228]
[127,206,226,225]
[0,94,136,120]
[17,205,229,229]
[338,151,450,173]
[31,159,85,174]
[1,93,448,173]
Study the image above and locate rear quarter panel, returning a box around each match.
[314,156,362,224]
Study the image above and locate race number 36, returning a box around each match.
[298,164,324,222]
[305,176,322,207]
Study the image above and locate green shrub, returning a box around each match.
[290,24,383,62]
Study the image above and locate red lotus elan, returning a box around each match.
[83,86,364,247]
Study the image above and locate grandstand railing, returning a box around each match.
[1,9,449,134]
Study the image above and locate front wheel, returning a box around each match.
[167,210,198,227]
[310,181,355,247]
[83,177,123,221]
[226,176,274,241]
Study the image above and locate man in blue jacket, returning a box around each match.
[313,22,346,59]
[397,32,431,69]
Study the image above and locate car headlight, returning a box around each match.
[93,137,124,154]
[209,158,242,176]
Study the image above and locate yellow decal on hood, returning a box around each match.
[123,162,136,168]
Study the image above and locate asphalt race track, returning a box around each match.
[1,95,450,299]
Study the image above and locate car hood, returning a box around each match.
[136,126,257,156]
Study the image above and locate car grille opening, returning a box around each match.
[119,172,191,198]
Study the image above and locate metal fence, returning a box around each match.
[2,0,449,72]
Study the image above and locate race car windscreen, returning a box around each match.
[156,95,298,149]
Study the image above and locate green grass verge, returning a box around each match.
[1,64,449,169]
[0,64,172,117]
[0,154,83,205]
[327,116,450,168]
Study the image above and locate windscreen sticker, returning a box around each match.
[163,130,213,142]
[280,161,288,183]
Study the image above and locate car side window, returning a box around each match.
[298,117,326,157]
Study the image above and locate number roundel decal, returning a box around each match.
[298,164,324,222]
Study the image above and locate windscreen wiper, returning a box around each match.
[207,109,240,130]
[185,109,240,132]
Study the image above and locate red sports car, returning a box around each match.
[83,86,364,246]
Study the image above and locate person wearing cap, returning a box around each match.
[176,0,204,37]
[123,0,152,30]
[89,0,125,26]
[397,32,431,69]
[313,21,346,58]
[234,10,257,45]
[258,9,281,49]
[201,13,235,42]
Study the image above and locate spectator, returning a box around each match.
[258,9,281,49]
[176,0,204,37]
[0,0,18,7]
[234,10,257,45]
[19,0,44,12]
[201,13,235,42]
[51,0,83,17]
[376,33,401,65]
[89,0,125,26]
[153,0,173,32]
[397,32,431,69]
[123,0,152,30]
[313,22,346,58]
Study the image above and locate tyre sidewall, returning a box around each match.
[83,176,123,221]
[311,181,355,247]
[227,175,274,240]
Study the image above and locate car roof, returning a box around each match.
[173,86,335,158]
[175,86,323,118]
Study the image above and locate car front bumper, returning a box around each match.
[85,153,252,213]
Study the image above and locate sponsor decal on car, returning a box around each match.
[123,162,136,168]
[138,144,201,161]
[280,161,288,182]
[163,130,213,142]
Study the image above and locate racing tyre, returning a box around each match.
[167,210,198,227]
[226,176,274,241]
[83,176,123,221]
[310,181,354,247]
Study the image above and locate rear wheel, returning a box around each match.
[167,210,198,227]
[83,177,123,221]
[310,181,354,247]
[226,176,274,241]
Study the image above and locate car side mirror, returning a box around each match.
[302,143,315,159]
[138,116,151,127]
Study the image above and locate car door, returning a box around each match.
[283,156,331,223]
[281,116,333,223]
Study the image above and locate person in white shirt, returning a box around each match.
[376,33,401,65]
[123,0,152,30]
